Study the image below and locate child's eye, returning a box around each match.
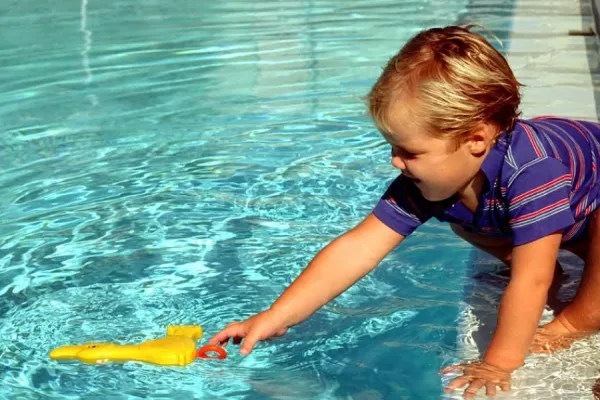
[392,146,417,159]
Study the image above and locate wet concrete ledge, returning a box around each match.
[593,0,600,37]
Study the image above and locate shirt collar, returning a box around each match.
[480,127,511,186]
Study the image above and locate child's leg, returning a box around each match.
[450,224,564,275]
[450,224,512,265]
[557,211,600,332]
[450,223,564,305]
[528,213,598,352]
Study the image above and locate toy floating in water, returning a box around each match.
[49,325,226,366]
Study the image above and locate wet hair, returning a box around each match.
[367,24,523,148]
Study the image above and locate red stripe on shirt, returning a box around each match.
[510,198,570,224]
[509,174,571,205]
[522,124,543,157]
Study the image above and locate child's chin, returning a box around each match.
[421,189,454,202]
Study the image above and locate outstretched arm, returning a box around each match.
[209,213,405,354]
[269,213,405,327]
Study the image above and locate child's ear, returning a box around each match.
[467,123,496,156]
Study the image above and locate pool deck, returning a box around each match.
[508,0,599,121]
[449,0,600,398]
[594,0,600,51]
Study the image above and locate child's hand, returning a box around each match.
[208,309,289,355]
[441,361,511,398]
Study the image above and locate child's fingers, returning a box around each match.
[208,324,247,345]
[463,379,485,399]
[240,331,261,355]
[207,331,227,346]
[443,376,470,393]
[485,382,497,397]
[440,364,464,374]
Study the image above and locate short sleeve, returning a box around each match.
[506,157,575,246]
[372,174,432,237]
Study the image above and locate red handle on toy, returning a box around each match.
[197,344,227,360]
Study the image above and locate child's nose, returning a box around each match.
[391,154,406,171]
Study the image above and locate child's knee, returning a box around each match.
[451,223,477,242]
[590,210,600,237]
[450,223,481,244]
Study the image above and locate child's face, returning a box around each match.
[383,105,488,202]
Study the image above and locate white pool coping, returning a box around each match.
[509,0,599,122]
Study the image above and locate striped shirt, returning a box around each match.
[372,117,600,246]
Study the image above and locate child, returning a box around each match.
[209,25,600,398]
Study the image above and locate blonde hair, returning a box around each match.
[367,25,523,147]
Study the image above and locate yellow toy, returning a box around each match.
[49,325,227,366]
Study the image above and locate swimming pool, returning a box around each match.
[3,0,593,399]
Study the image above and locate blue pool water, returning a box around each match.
[0,1,525,399]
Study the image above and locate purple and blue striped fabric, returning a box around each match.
[372,117,600,245]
